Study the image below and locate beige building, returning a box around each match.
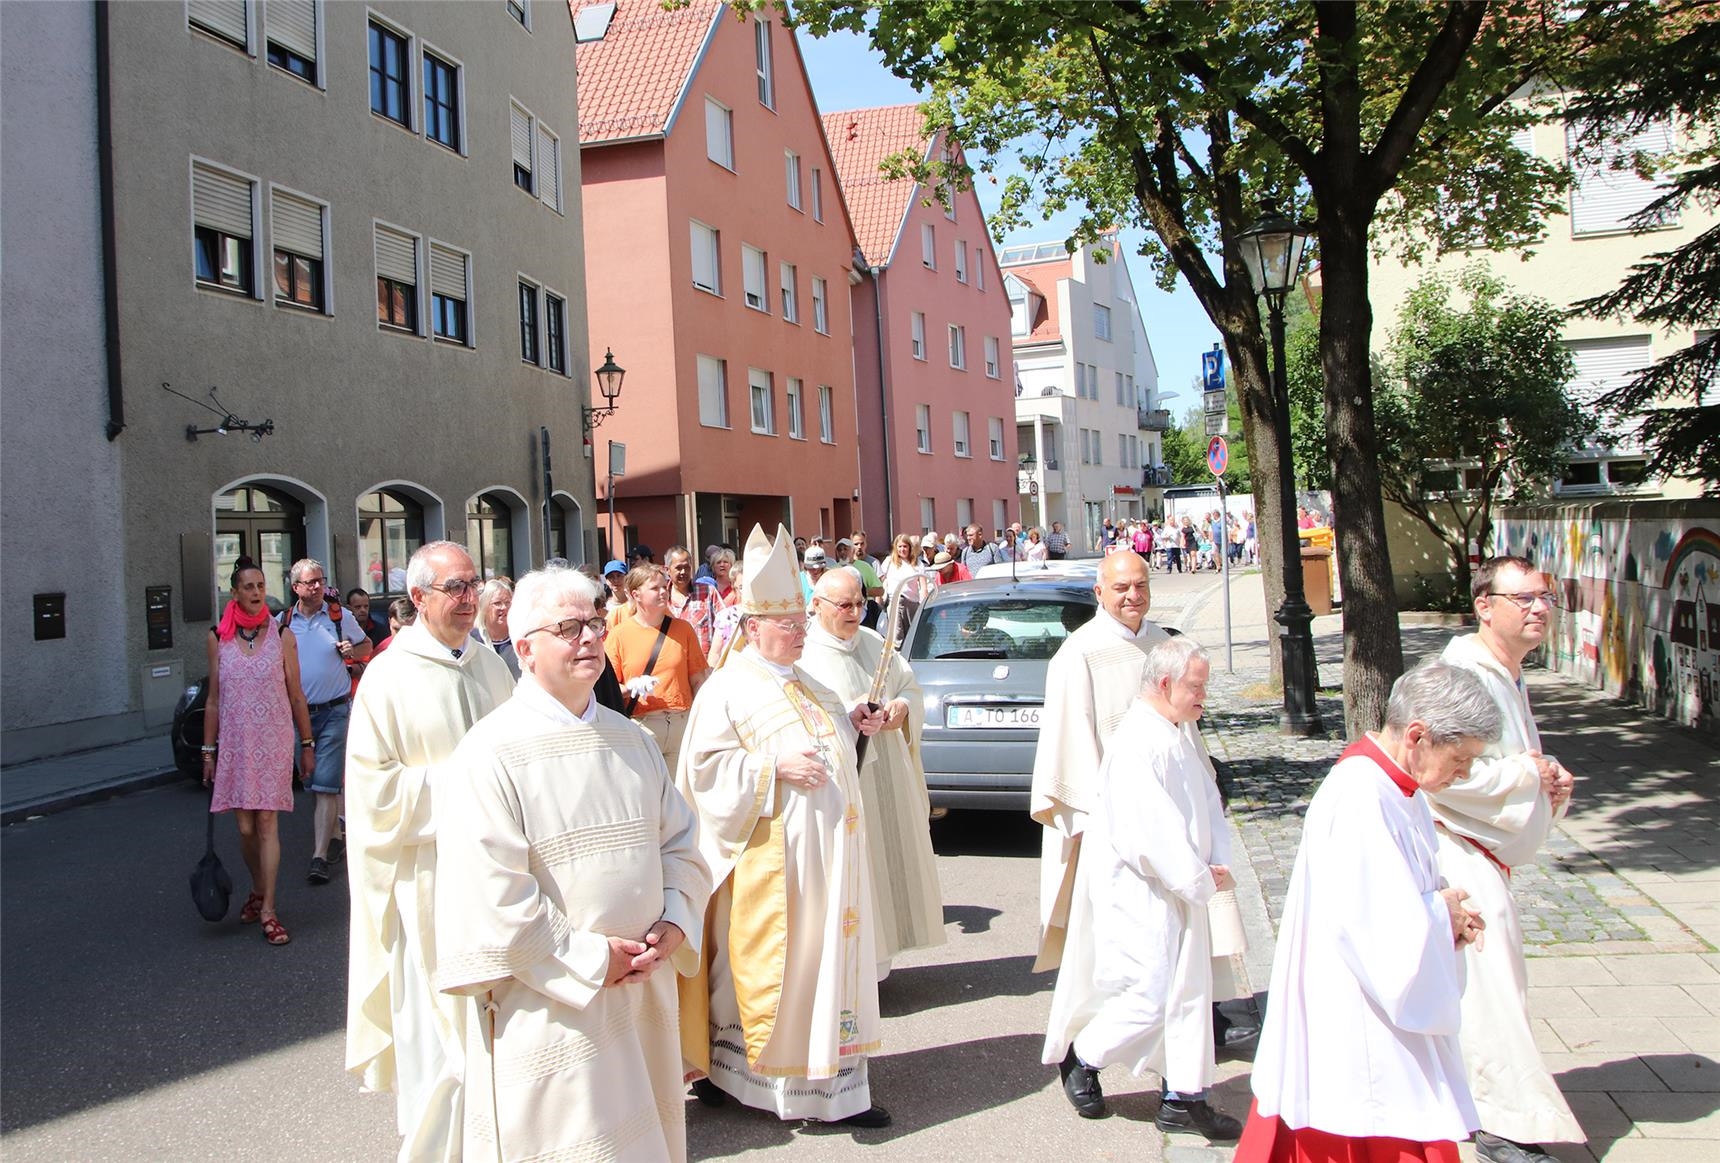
[1368,112,1715,500]
[2,1,597,760]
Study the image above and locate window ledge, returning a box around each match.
[274,300,330,317]
[432,336,472,349]
[378,322,420,337]
[700,421,733,431]
[197,281,260,302]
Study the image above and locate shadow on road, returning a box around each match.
[941,903,1003,935]
[880,954,1046,1019]
[683,1033,1051,1157]
[1,780,348,1132]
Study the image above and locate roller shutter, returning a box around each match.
[268,0,317,60]
[374,226,417,284]
[270,189,322,259]
[429,244,467,300]
[193,164,253,237]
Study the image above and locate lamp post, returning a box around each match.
[582,349,625,557]
[1236,203,1326,737]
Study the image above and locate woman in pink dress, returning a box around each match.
[202,557,314,945]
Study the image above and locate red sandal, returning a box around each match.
[239,892,265,924]
[260,915,291,946]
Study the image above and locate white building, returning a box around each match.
[1005,237,1168,548]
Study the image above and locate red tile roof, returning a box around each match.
[820,104,932,265]
[572,0,721,146]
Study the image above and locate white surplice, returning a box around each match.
[1430,633,1582,1144]
[676,651,881,1121]
[1064,701,1227,1092]
[1029,607,1169,971]
[345,624,515,1161]
[434,679,710,1162]
[1250,737,1479,1143]
[799,624,945,968]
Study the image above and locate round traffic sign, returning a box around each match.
[1207,436,1229,477]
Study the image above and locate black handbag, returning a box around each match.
[190,809,233,922]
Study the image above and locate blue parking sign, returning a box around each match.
[1202,346,1225,392]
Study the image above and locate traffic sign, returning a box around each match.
[1207,436,1229,477]
[1202,346,1225,392]
[1204,390,1228,436]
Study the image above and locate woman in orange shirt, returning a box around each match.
[605,564,710,774]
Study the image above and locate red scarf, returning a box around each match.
[216,599,272,642]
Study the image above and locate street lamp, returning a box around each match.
[1236,202,1326,737]
[583,349,626,557]
[1018,450,1038,529]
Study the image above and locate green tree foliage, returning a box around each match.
[1566,4,1719,489]
[1283,294,1330,492]
[787,0,1587,733]
[1379,266,1595,592]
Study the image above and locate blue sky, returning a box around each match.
[797,26,1222,407]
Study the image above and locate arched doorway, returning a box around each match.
[215,484,306,606]
[548,493,584,565]
[466,492,519,580]
[358,488,426,597]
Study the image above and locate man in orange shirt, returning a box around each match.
[606,564,710,773]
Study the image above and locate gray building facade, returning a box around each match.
[2,0,599,761]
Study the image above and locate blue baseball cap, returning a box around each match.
[603,559,628,576]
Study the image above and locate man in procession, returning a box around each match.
[674,525,893,1128]
[797,566,945,977]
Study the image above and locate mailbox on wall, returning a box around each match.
[146,585,173,650]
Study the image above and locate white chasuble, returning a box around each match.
[675,652,881,1120]
[345,624,515,1161]
[1250,737,1478,1143]
[1063,701,1229,1092]
[434,681,710,1162]
[1029,609,1168,972]
[1429,634,1582,1144]
[799,625,946,964]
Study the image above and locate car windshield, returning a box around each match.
[908,594,1095,661]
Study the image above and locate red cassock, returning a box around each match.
[1233,1101,1462,1163]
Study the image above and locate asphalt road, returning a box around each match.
[2,567,1234,1161]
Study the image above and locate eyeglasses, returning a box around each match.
[1488,590,1559,611]
[429,577,484,600]
[294,577,325,589]
[758,617,808,632]
[528,615,607,641]
[817,598,866,613]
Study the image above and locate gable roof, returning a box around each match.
[821,104,933,266]
[573,0,722,146]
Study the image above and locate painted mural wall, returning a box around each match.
[1492,500,1720,739]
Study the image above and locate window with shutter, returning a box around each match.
[193,163,256,295]
[537,124,561,210]
[742,245,768,311]
[705,98,734,169]
[428,243,468,344]
[1568,119,1677,236]
[511,102,535,193]
[690,221,720,294]
[270,188,324,311]
[189,0,249,50]
[266,0,317,82]
[698,356,729,428]
[374,225,419,332]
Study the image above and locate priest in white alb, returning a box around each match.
[1058,637,1244,1143]
[676,525,893,1128]
[1236,660,1500,1163]
[1430,556,1580,1163]
[434,565,710,1161]
[798,567,945,974]
[346,541,516,1161]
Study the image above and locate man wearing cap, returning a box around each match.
[799,545,830,607]
[833,537,883,602]
[602,560,631,629]
[676,525,892,1128]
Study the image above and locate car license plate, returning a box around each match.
[946,704,1042,729]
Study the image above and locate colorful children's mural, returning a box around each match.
[1492,501,1720,739]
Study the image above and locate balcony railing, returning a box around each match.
[1142,465,1172,488]
[1139,407,1173,432]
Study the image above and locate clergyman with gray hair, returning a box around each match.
[1050,636,1244,1141]
[1237,659,1500,1160]
[433,564,710,1159]
[344,540,516,1161]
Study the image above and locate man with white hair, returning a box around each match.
[798,568,944,974]
[676,525,891,1128]
[1236,660,1498,1162]
[345,541,515,1161]
[1431,557,1580,1162]
[1051,637,1242,1141]
[435,566,710,1160]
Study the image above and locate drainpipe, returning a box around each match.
[855,253,894,532]
[95,1,125,441]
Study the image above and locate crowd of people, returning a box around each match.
[1093,510,1268,573]
[197,518,1575,1163]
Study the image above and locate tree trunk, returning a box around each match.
[1318,207,1405,736]
[1227,331,1288,684]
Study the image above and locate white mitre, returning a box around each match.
[740,523,804,616]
